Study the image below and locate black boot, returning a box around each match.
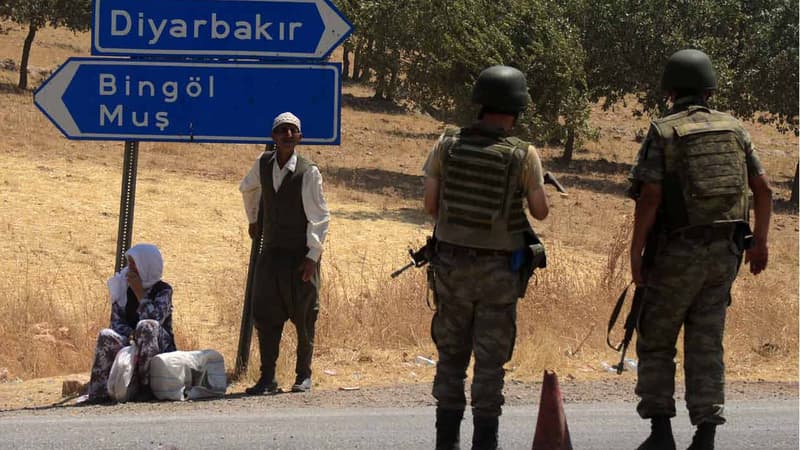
[435,408,463,450]
[687,423,716,450]
[472,415,498,450]
[637,416,676,450]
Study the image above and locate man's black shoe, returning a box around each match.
[245,376,279,395]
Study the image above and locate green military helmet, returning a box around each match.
[661,49,717,93]
[472,65,530,113]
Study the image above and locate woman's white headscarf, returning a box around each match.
[107,244,164,308]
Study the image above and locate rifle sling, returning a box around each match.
[606,281,634,351]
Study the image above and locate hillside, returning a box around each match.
[0,22,797,409]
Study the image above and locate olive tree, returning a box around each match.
[394,0,593,157]
[0,0,91,89]
[574,0,798,132]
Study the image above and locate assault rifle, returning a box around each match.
[606,282,642,374]
[390,236,436,278]
[544,171,567,194]
[606,223,660,374]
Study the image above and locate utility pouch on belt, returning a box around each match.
[734,222,754,253]
[516,230,547,298]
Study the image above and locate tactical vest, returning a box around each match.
[654,106,749,231]
[259,152,314,250]
[435,126,532,251]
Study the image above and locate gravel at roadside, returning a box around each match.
[1,379,795,417]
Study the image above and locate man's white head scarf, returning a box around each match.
[107,243,164,308]
[271,112,302,133]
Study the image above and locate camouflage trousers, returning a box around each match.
[430,243,520,417]
[86,319,165,401]
[636,235,740,425]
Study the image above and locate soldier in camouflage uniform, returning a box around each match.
[628,49,773,450]
[81,243,176,404]
[423,65,550,450]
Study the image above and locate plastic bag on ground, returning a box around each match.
[149,349,227,401]
[107,343,138,402]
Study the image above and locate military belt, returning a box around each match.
[673,224,736,242]
[436,241,511,258]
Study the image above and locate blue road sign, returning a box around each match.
[92,0,353,59]
[34,57,341,144]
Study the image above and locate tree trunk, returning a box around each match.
[342,42,352,81]
[373,70,386,100]
[385,49,400,101]
[19,22,37,90]
[354,38,373,82]
[562,127,576,162]
[791,163,799,207]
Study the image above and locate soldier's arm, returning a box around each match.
[741,130,771,275]
[631,182,662,286]
[424,177,440,218]
[746,174,772,275]
[422,136,445,219]
[527,187,548,220]
[523,145,548,220]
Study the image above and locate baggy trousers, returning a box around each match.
[252,246,320,380]
[636,236,740,425]
[86,319,165,400]
[431,245,520,417]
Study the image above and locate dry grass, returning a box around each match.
[0,22,796,401]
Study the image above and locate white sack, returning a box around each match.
[149,349,227,401]
[107,343,138,402]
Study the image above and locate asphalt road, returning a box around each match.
[0,400,796,449]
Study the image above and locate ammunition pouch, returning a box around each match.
[733,221,754,254]
[516,230,547,298]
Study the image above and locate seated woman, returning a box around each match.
[79,243,175,404]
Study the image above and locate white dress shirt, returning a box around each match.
[239,152,330,262]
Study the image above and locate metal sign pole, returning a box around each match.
[114,141,139,273]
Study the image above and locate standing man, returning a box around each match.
[240,112,330,395]
[423,65,549,450]
[628,49,772,450]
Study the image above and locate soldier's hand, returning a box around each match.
[631,252,645,286]
[248,222,261,240]
[745,240,768,275]
[298,258,317,282]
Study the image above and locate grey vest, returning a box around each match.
[435,126,532,251]
[259,152,314,250]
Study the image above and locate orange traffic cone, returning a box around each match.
[531,370,573,450]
